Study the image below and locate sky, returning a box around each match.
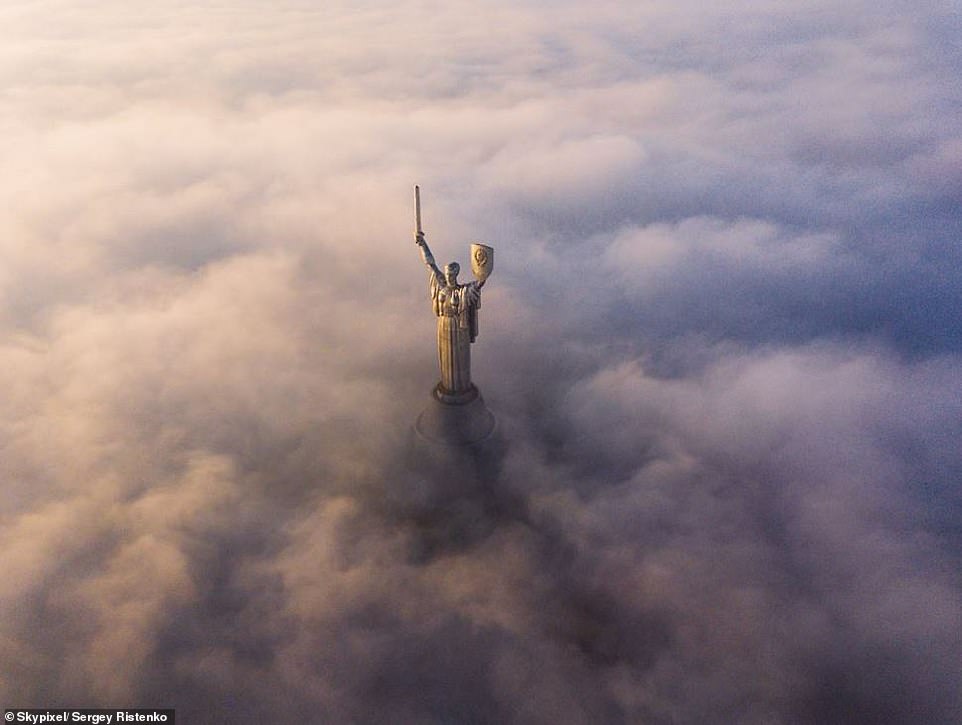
[1,0,961,722]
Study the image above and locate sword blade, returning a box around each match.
[415,185,422,234]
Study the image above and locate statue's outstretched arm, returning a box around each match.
[415,231,443,282]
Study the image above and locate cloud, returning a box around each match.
[0,1,960,723]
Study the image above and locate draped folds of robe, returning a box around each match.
[430,274,480,394]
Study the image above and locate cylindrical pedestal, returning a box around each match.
[415,383,496,446]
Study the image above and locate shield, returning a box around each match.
[470,243,494,284]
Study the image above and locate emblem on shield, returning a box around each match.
[470,243,494,284]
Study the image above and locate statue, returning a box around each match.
[412,186,496,445]
[413,186,493,404]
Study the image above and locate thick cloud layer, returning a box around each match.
[1,1,960,723]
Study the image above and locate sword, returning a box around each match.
[414,185,422,240]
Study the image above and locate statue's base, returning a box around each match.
[415,383,496,446]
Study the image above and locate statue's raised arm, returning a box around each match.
[415,230,443,283]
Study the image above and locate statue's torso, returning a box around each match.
[436,284,466,316]
[431,277,476,318]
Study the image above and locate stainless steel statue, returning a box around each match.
[414,186,494,404]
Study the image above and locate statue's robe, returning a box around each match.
[430,275,480,394]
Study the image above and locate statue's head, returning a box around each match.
[444,262,460,286]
